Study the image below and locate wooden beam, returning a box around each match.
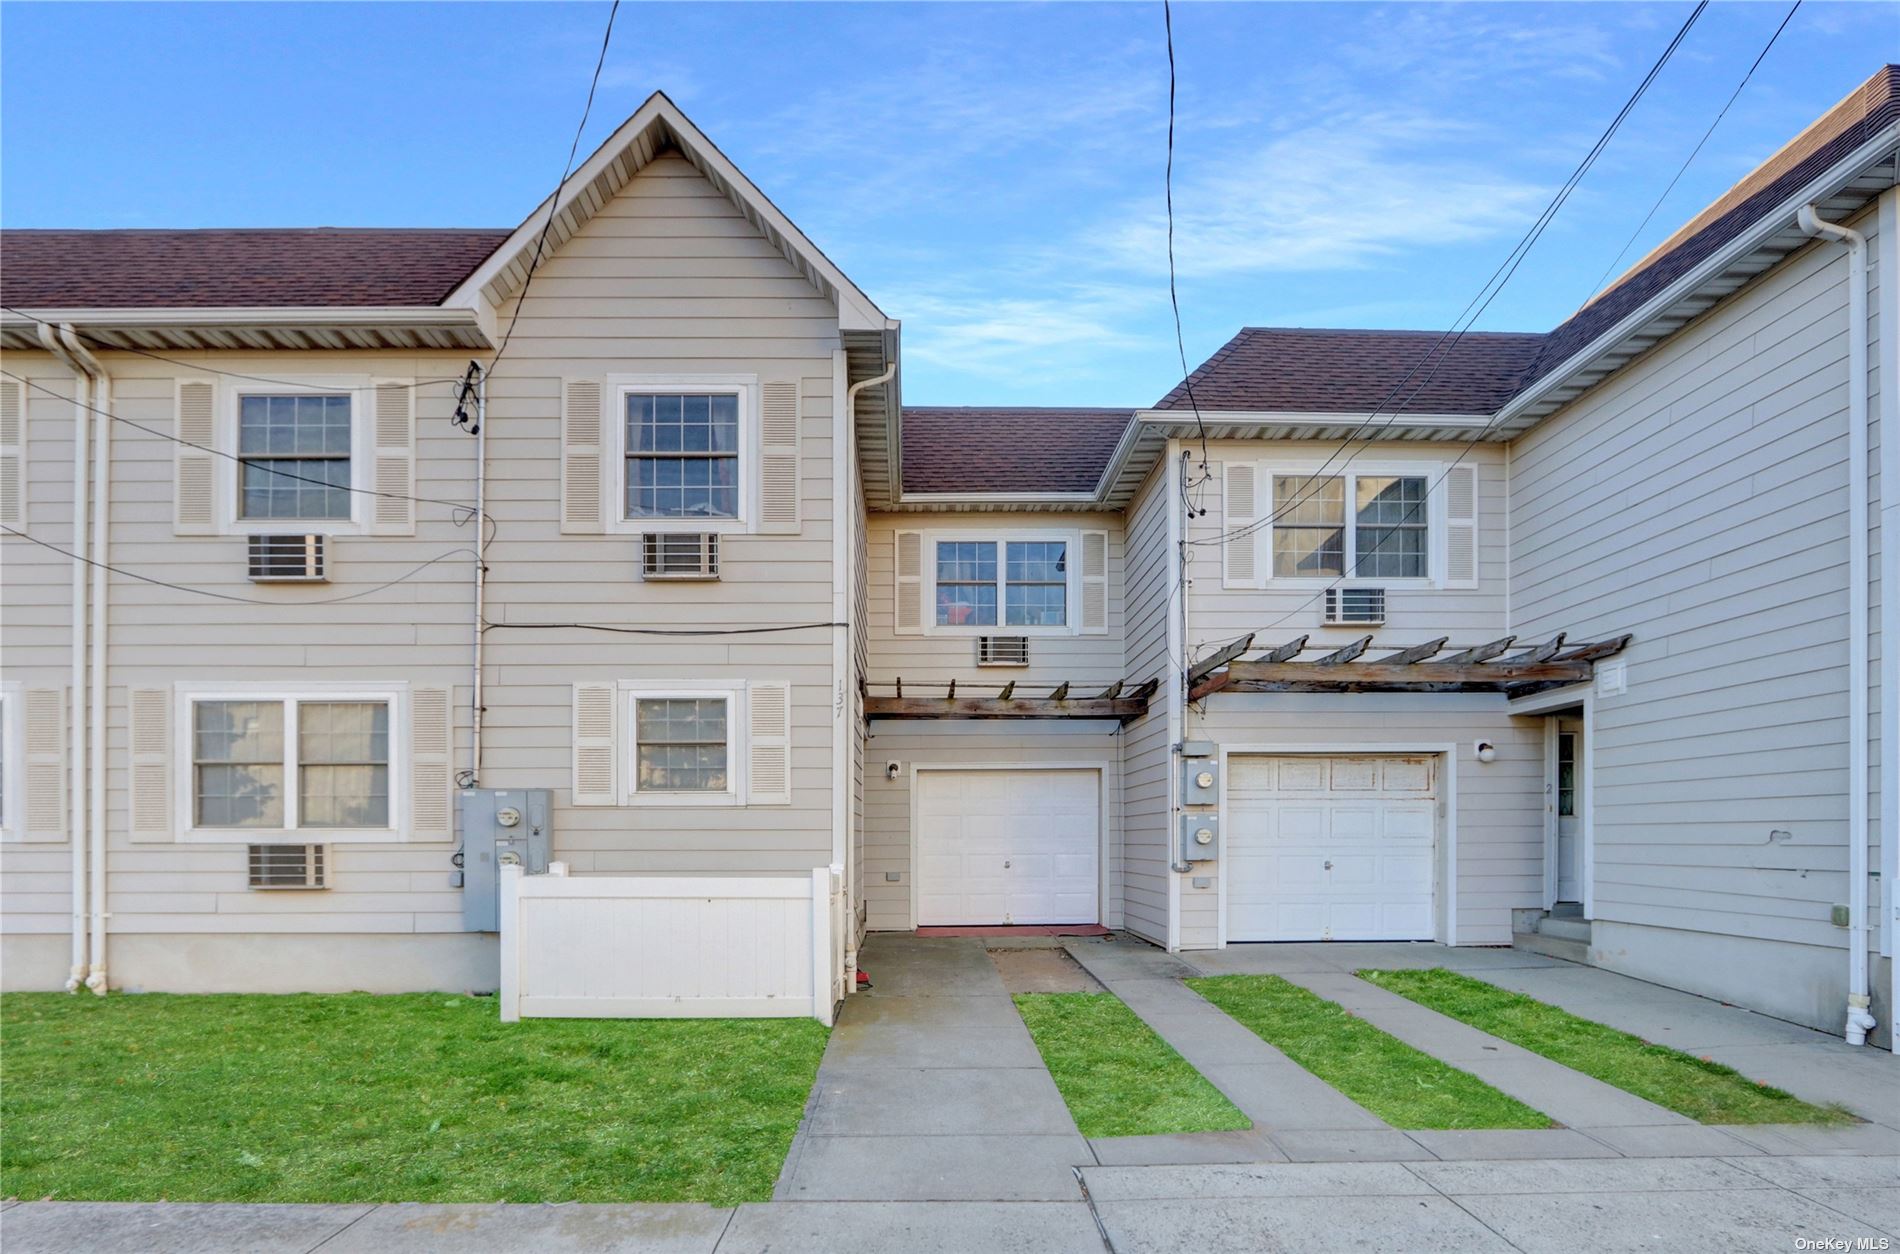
[1501,633,1566,664]
[1187,672,1231,702]
[1315,635,1373,665]
[1096,680,1123,700]
[1259,635,1308,663]
[946,678,956,700]
[1128,677,1160,702]
[895,677,902,698]
[1225,659,1594,689]
[997,681,1015,701]
[1050,682,1070,701]
[1385,637,1449,665]
[1187,634,1254,685]
[1553,635,1634,663]
[865,696,1148,723]
[1443,636,1515,665]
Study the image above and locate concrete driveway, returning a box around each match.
[6,934,1897,1253]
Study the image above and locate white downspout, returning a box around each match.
[1878,187,1900,1055]
[470,368,487,787]
[61,326,111,995]
[1799,204,1875,1046]
[39,322,88,993]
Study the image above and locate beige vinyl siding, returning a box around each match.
[864,511,1127,689]
[860,722,1123,932]
[1119,460,1175,946]
[1185,439,1510,661]
[1509,205,1878,1029]
[1186,696,1544,945]
[0,152,847,990]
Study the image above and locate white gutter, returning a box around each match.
[38,322,89,993]
[1798,203,1875,1046]
[840,356,897,987]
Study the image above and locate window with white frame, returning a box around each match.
[186,693,394,834]
[932,536,1070,630]
[238,394,353,521]
[0,687,15,838]
[630,692,736,796]
[1271,473,1430,580]
[623,391,742,521]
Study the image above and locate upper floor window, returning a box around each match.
[934,538,1068,628]
[238,394,352,520]
[625,392,740,520]
[1273,473,1428,580]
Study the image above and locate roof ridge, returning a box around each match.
[0,226,513,236]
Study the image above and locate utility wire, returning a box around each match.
[1162,0,1210,502]
[1587,0,1800,300]
[0,369,486,522]
[1185,0,1708,558]
[1,526,473,606]
[483,618,844,637]
[487,0,622,375]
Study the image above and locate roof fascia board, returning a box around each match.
[1,306,487,330]
[1134,409,1495,428]
[895,491,1102,505]
[1498,122,1900,428]
[443,92,888,333]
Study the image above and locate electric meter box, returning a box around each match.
[1180,813,1221,863]
[1181,757,1221,806]
[458,788,552,932]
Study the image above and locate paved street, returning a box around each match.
[6,935,1897,1252]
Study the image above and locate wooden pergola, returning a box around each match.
[863,676,1159,724]
[1187,632,1632,701]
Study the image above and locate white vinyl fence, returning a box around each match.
[498,863,845,1024]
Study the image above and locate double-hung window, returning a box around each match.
[1271,473,1430,580]
[931,536,1070,630]
[238,394,353,521]
[633,696,733,794]
[187,693,394,836]
[624,391,741,522]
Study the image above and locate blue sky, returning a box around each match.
[3,2,1895,405]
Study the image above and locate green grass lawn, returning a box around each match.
[1,992,828,1205]
[1357,968,1856,1126]
[1186,974,1554,1130]
[1013,992,1250,1138]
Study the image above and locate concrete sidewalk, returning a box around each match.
[8,1155,1896,1252]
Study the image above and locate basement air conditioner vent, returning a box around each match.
[642,533,720,580]
[247,534,326,582]
[1323,586,1386,626]
[976,636,1030,667]
[248,844,327,890]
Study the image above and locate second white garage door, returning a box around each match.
[1227,755,1436,942]
[916,769,1100,926]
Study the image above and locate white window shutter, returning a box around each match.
[21,688,65,841]
[1080,530,1109,634]
[0,378,23,526]
[174,380,217,535]
[571,683,619,805]
[410,687,452,839]
[561,380,604,535]
[759,380,800,534]
[128,687,171,843]
[893,530,923,634]
[747,682,791,806]
[1223,461,1260,587]
[1444,464,1479,588]
[369,381,415,535]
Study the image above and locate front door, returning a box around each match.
[1556,717,1583,904]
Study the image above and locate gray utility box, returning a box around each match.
[1181,755,1221,806]
[1180,813,1220,863]
[458,788,552,932]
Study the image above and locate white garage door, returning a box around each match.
[916,769,1100,926]
[1228,756,1436,942]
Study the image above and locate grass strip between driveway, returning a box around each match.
[1013,992,1251,1138]
[1358,968,1856,1126]
[1,992,828,1204]
[1186,974,1554,1130]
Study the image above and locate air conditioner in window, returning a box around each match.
[976,636,1029,667]
[642,532,720,580]
[247,534,326,582]
[248,843,327,890]
[1323,586,1386,625]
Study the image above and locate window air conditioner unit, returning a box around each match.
[247,534,327,582]
[248,843,327,890]
[642,533,720,580]
[976,636,1030,667]
[1323,586,1386,625]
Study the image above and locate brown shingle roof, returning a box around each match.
[902,407,1133,494]
[0,228,512,308]
[1153,327,1547,414]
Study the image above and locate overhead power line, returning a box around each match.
[1162,0,1211,503]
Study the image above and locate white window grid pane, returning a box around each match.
[239,395,352,521]
[1354,525,1427,578]
[625,393,739,520]
[635,698,731,792]
[297,702,390,828]
[1273,476,1344,527]
[194,699,287,828]
[1274,527,1344,577]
